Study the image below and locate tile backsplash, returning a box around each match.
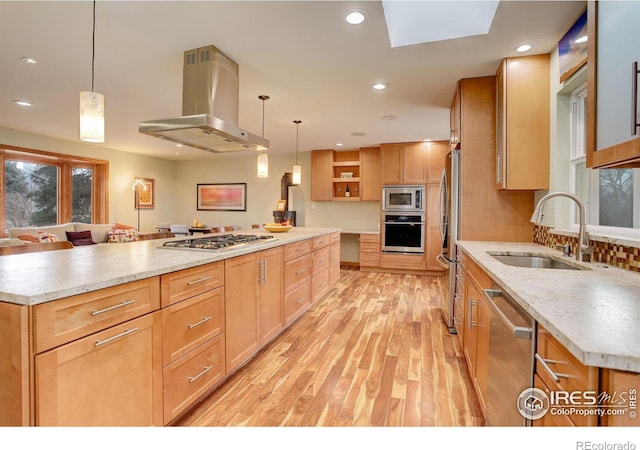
[533,225,640,273]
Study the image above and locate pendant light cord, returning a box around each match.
[294,120,301,164]
[91,1,96,91]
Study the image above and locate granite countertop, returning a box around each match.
[0,227,340,306]
[456,241,640,373]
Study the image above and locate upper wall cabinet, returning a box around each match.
[495,54,550,190]
[380,142,428,185]
[311,148,381,201]
[586,1,640,168]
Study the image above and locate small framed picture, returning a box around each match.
[134,178,154,209]
[276,199,287,211]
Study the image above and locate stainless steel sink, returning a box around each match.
[491,254,581,270]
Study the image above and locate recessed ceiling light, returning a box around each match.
[345,10,366,25]
[574,35,588,44]
[381,115,397,121]
[13,100,33,107]
[373,82,389,90]
[175,143,183,147]
[336,143,343,147]
[21,57,37,64]
[350,132,366,137]
[516,44,532,53]
[423,139,432,142]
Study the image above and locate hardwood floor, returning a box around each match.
[174,267,484,427]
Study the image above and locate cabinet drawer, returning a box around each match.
[284,239,312,261]
[360,252,380,268]
[35,312,163,426]
[380,253,425,270]
[162,286,225,365]
[312,234,331,250]
[360,233,380,244]
[284,254,311,291]
[34,277,160,353]
[160,262,224,307]
[464,256,491,289]
[535,326,599,426]
[533,374,574,427]
[329,231,341,244]
[284,281,310,325]
[311,269,331,304]
[163,333,225,423]
[312,246,330,276]
[360,242,379,253]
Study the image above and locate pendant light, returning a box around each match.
[292,120,302,185]
[257,95,269,178]
[79,1,105,143]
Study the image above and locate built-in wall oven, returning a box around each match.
[381,213,425,253]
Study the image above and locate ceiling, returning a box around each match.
[0,1,586,161]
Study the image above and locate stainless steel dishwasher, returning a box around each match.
[483,286,535,426]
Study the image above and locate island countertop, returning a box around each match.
[456,241,640,373]
[0,227,340,306]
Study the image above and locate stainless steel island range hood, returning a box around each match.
[139,45,268,153]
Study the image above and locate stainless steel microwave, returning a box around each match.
[382,185,425,212]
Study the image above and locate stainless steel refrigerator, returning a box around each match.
[437,148,460,333]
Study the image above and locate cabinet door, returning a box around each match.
[224,254,260,371]
[403,142,427,184]
[475,294,491,412]
[311,150,334,200]
[587,1,640,168]
[463,281,480,376]
[329,241,341,286]
[258,248,284,345]
[381,143,403,184]
[35,312,163,426]
[426,141,449,184]
[360,146,381,200]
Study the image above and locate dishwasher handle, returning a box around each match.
[483,289,533,340]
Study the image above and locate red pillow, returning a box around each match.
[114,222,136,230]
[66,230,97,246]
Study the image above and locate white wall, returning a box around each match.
[0,127,177,233]
[1,127,382,234]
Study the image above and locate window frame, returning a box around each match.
[1,145,109,237]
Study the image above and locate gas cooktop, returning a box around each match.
[160,234,276,252]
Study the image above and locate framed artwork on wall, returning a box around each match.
[134,178,154,209]
[197,183,247,211]
[276,199,287,211]
[558,9,588,83]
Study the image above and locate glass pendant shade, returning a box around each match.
[257,152,269,178]
[292,164,302,185]
[79,90,104,143]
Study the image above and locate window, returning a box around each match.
[1,146,108,236]
[569,84,640,230]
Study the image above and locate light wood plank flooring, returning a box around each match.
[174,267,484,427]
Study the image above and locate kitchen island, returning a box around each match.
[0,227,340,426]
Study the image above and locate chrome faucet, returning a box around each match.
[530,192,593,262]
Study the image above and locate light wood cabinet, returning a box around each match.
[495,54,550,190]
[586,1,640,168]
[379,253,425,271]
[283,239,312,325]
[360,146,381,201]
[453,76,535,242]
[311,234,333,303]
[425,183,445,272]
[224,247,283,372]
[311,149,334,201]
[329,233,341,286]
[461,253,492,414]
[380,142,427,185]
[534,324,599,426]
[310,149,361,201]
[359,233,380,270]
[35,311,163,426]
[600,369,640,426]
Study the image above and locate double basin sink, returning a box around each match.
[489,253,585,270]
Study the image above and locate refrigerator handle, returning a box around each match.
[438,169,448,241]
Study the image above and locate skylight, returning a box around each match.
[382,0,500,48]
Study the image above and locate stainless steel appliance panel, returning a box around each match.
[484,287,535,426]
[382,185,425,212]
[381,213,425,254]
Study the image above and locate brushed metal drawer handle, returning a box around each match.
[95,327,139,347]
[91,299,136,316]
[296,247,306,252]
[535,353,570,383]
[187,276,212,286]
[295,296,306,304]
[187,316,213,329]
[188,365,213,383]
[319,282,327,287]
[317,259,324,264]
[295,269,306,274]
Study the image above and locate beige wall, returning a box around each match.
[1,127,382,234]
